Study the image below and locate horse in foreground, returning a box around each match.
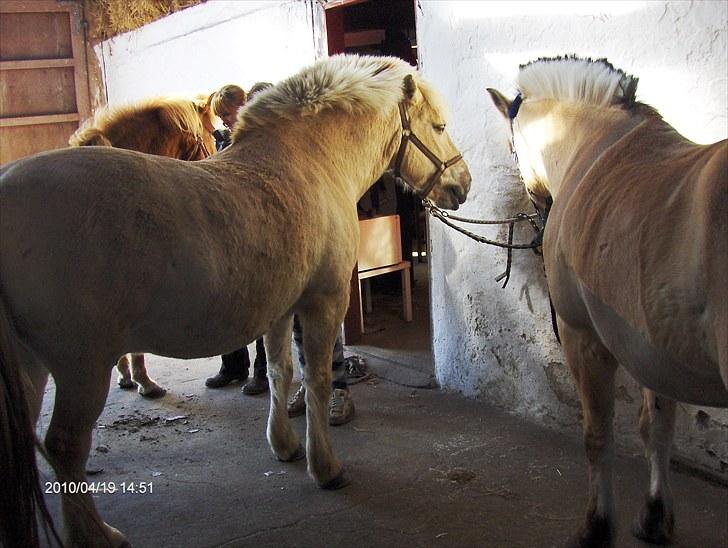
[0,54,470,547]
[488,56,727,547]
[69,95,218,398]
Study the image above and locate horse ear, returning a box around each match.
[403,74,418,100]
[487,88,512,119]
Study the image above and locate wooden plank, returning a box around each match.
[0,67,77,117]
[0,1,74,14]
[0,58,74,70]
[0,113,79,128]
[0,120,77,164]
[321,0,367,10]
[0,11,73,60]
[67,1,90,119]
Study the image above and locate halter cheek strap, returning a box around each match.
[390,102,464,200]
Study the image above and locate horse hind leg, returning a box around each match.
[632,388,676,545]
[561,322,619,548]
[44,363,129,547]
[116,353,165,398]
[130,353,166,398]
[265,315,305,462]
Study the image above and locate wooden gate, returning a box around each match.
[0,0,90,165]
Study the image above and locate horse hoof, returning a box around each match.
[139,385,167,399]
[567,516,613,548]
[278,444,306,462]
[118,379,135,390]
[632,496,674,545]
[319,469,351,490]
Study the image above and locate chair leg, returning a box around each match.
[363,279,372,313]
[402,266,413,322]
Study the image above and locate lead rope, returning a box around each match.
[423,199,545,288]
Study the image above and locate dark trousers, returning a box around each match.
[220,338,266,378]
[292,315,346,390]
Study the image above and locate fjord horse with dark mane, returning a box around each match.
[69,95,218,398]
[489,56,726,547]
[0,54,470,547]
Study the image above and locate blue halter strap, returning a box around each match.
[508,93,523,120]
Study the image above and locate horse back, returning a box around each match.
[546,123,728,404]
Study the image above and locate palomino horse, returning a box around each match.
[488,56,727,547]
[69,95,218,398]
[0,54,470,547]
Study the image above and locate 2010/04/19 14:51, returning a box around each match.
[44,481,154,495]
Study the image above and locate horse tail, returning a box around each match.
[68,126,112,148]
[0,292,60,547]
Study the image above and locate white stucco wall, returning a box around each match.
[417,0,728,474]
[95,0,326,105]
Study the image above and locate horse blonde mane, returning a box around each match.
[233,54,446,139]
[516,56,639,109]
[69,96,211,147]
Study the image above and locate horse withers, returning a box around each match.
[488,56,727,547]
[69,95,218,398]
[0,54,470,547]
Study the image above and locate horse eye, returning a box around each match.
[433,123,446,133]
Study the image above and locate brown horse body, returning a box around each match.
[489,57,726,548]
[69,95,218,398]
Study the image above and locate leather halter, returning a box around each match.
[184,135,212,161]
[389,102,464,199]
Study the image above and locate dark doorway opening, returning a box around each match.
[324,0,433,384]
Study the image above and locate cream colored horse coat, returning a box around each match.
[490,56,726,548]
[0,54,470,547]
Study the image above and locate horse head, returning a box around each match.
[487,87,553,212]
[391,74,471,210]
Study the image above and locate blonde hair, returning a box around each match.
[210,84,246,117]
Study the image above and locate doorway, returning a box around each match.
[324,0,434,385]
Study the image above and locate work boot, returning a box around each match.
[242,374,269,395]
[205,371,247,388]
[329,388,355,426]
[287,384,306,417]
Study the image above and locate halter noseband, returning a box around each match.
[389,102,464,199]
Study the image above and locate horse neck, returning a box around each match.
[282,107,400,202]
[532,103,643,201]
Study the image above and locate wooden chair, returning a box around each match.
[346,214,412,341]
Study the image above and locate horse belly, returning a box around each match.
[580,286,728,407]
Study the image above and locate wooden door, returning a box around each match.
[0,0,90,165]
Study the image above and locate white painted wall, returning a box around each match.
[95,0,326,106]
[417,0,728,474]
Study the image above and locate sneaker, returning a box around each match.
[329,388,355,426]
[344,355,370,384]
[242,375,269,395]
[287,384,306,417]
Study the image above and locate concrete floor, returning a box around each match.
[37,266,727,548]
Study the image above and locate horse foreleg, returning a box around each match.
[129,353,166,398]
[299,312,348,489]
[562,322,619,548]
[265,316,305,462]
[633,388,676,544]
[44,366,128,547]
